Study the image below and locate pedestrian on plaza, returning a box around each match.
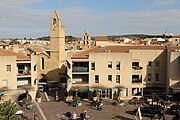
[80,109,88,120]
[72,111,77,120]
[34,111,38,120]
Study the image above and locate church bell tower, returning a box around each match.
[50,10,65,69]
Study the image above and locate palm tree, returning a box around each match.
[0,100,23,120]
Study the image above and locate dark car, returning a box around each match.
[166,105,180,115]
[134,105,164,119]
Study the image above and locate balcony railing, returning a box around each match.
[132,79,142,83]
[72,67,89,72]
[72,81,89,87]
[132,66,143,70]
[17,70,31,76]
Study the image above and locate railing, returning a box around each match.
[132,66,143,70]
[132,79,142,83]
[17,70,31,76]
[72,81,89,87]
[72,67,89,72]
[72,81,89,84]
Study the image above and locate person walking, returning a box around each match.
[72,111,77,120]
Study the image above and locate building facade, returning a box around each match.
[0,48,37,102]
[66,46,180,100]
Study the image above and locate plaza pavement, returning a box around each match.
[38,100,174,120]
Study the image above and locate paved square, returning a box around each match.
[39,100,173,120]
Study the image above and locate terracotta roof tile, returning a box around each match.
[0,48,30,61]
[167,46,180,51]
[95,36,108,41]
[72,46,166,59]
[27,47,44,52]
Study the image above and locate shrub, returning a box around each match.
[36,90,41,98]
[92,90,97,97]
[73,96,81,102]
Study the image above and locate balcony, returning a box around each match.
[132,79,142,83]
[72,81,89,87]
[72,67,89,72]
[17,69,31,77]
[72,62,89,72]
[72,78,89,87]
[132,66,143,70]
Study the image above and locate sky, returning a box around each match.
[0,0,180,38]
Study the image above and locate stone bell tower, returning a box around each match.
[50,10,65,70]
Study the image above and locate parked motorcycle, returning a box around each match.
[97,101,103,110]
[90,101,98,109]
[90,100,103,110]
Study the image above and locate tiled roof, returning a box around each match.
[95,36,108,41]
[172,34,180,38]
[13,44,31,47]
[167,46,180,51]
[27,47,44,53]
[72,46,166,59]
[0,48,30,61]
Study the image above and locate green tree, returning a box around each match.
[9,40,20,45]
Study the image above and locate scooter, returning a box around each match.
[97,101,103,110]
[90,101,98,109]
[80,113,88,120]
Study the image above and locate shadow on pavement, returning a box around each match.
[125,110,135,115]
[112,115,134,120]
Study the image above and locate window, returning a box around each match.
[148,61,152,67]
[41,57,45,70]
[147,73,151,81]
[108,61,112,68]
[116,61,120,70]
[53,18,57,28]
[132,62,141,70]
[2,80,8,87]
[34,79,37,85]
[6,65,11,72]
[95,75,99,83]
[132,62,139,67]
[116,75,120,83]
[124,88,128,97]
[91,62,95,70]
[108,75,112,81]
[156,61,160,68]
[132,75,142,83]
[34,65,36,71]
[155,73,159,81]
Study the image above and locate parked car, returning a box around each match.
[133,105,164,119]
[166,104,180,115]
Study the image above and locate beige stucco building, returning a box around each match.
[0,48,37,102]
[36,10,180,101]
[64,45,180,100]
[2,10,179,102]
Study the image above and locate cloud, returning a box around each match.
[154,0,177,5]
[0,0,180,38]
[0,0,51,38]
[61,7,180,36]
